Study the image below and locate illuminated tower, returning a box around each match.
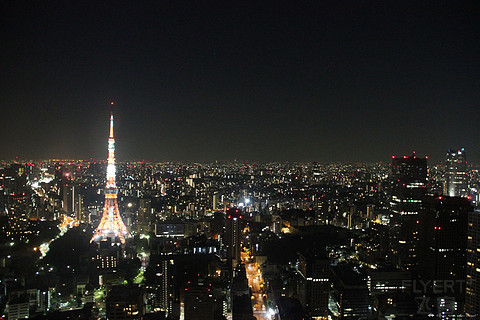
[91,111,130,244]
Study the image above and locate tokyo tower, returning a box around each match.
[91,110,130,244]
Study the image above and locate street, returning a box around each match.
[243,253,272,320]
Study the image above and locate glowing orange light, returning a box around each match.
[91,111,130,245]
[110,101,114,105]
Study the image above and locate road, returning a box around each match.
[243,254,272,320]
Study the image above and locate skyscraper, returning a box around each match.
[297,249,330,317]
[389,154,427,270]
[390,154,427,216]
[445,148,468,198]
[74,192,84,222]
[330,264,370,319]
[91,112,130,244]
[184,285,215,320]
[225,208,243,269]
[466,209,480,317]
[417,195,471,315]
[146,256,176,316]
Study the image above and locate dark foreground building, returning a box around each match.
[106,285,146,320]
[330,264,370,319]
[418,195,471,316]
[276,297,307,320]
[184,285,215,320]
[297,249,330,317]
[466,209,480,317]
[389,154,427,270]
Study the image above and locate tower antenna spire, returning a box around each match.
[109,101,114,138]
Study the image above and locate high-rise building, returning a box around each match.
[232,294,254,320]
[466,209,480,317]
[91,111,130,244]
[137,198,153,233]
[366,204,375,220]
[62,183,74,214]
[417,195,471,315]
[184,285,215,320]
[231,264,254,320]
[276,297,307,320]
[297,249,330,317]
[390,154,427,216]
[139,198,152,223]
[74,192,84,222]
[225,208,243,269]
[389,154,427,270]
[146,256,176,316]
[93,239,121,270]
[445,148,468,198]
[330,264,370,319]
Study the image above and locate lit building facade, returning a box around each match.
[146,257,176,316]
[445,148,468,198]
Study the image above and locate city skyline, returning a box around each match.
[2,1,480,314]
[1,123,479,318]
[1,2,479,163]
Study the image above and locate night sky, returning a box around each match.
[1,1,479,163]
